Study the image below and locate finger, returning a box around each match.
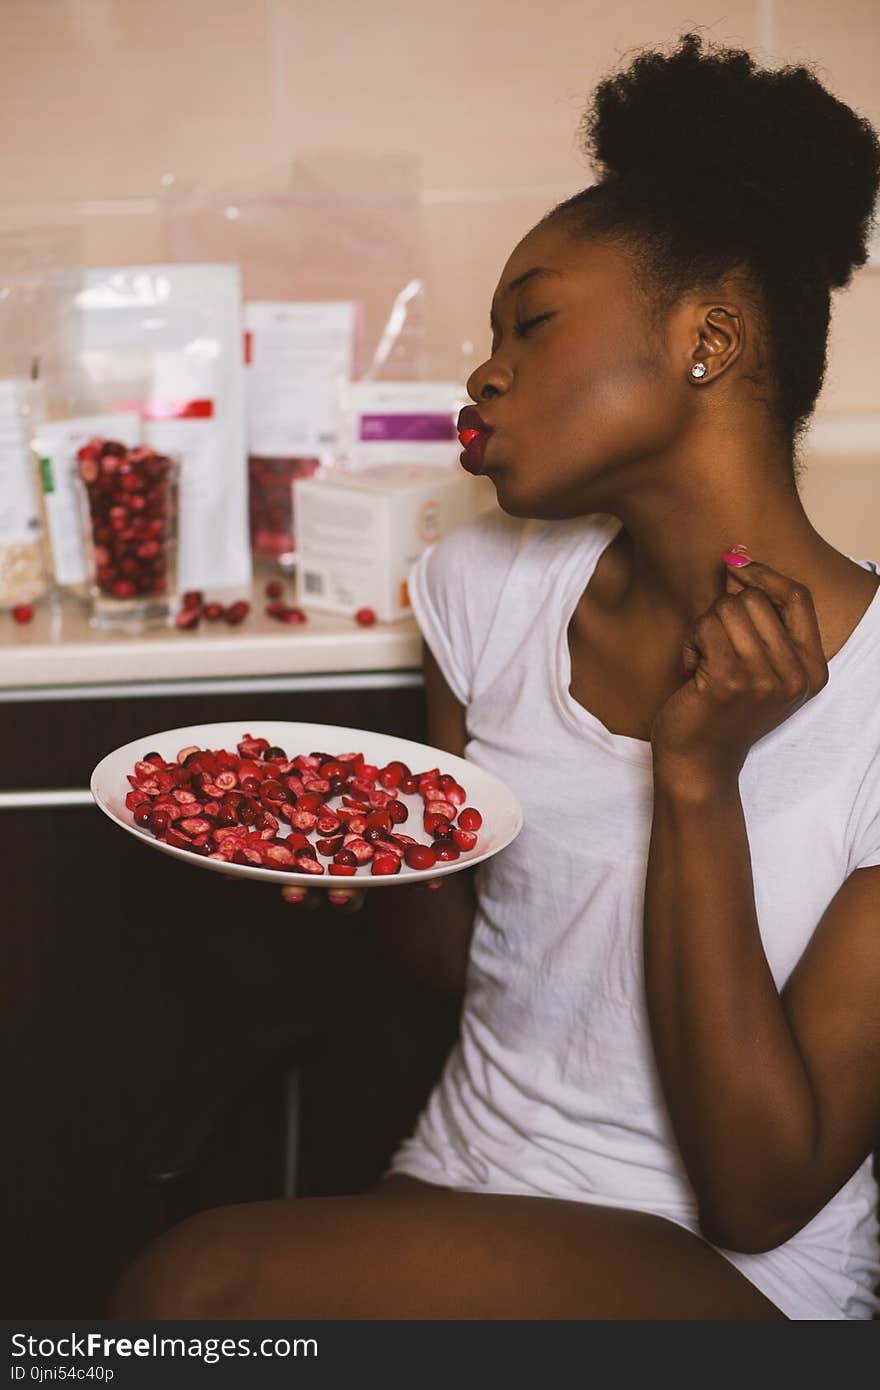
[281,885,320,909]
[721,555,826,678]
[713,591,807,692]
[327,888,366,911]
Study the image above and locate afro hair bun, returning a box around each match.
[581,31,880,289]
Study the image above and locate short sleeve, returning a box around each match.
[847,753,880,873]
[406,506,525,707]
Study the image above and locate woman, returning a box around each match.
[108,32,880,1319]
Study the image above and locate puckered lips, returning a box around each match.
[457,406,493,474]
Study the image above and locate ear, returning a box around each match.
[688,302,744,382]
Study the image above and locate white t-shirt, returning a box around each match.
[386,506,880,1321]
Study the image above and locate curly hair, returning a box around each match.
[544,31,880,477]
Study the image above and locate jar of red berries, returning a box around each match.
[74,437,180,630]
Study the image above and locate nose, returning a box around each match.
[466,356,512,403]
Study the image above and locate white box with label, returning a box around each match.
[293,463,494,621]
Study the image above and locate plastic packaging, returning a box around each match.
[0,378,49,609]
[336,380,468,470]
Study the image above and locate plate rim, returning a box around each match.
[91,718,523,889]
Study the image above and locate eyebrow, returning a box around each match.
[489,267,564,332]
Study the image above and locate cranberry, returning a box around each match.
[328,863,357,876]
[265,579,284,599]
[333,848,358,868]
[204,602,224,621]
[433,841,461,861]
[355,607,377,626]
[386,799,408,824]
[224,600,250,625]
[452,828,478,851]
[12,603,34,624]
[457,807,483,831]
[400,775,419,795]
[371,852,400,876]
[175,608,200,630]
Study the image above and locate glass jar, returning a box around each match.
[248,455,320,569]
[74,439,180,631]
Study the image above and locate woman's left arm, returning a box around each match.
[645,556,880,1254]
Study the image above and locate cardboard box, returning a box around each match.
[293,463,494,621]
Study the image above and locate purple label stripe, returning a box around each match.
[359,413,456,442]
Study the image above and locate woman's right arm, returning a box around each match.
[365,639,478,1000]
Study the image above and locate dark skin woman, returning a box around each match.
[105,34,880,1319]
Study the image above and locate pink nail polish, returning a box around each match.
[721,551,751,567]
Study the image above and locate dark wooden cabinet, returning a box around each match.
[2,681,461,1316]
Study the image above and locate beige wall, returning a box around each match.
[1,0,878,546]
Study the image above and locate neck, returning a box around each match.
[599,427,844,633]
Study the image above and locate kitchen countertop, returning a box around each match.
[0,568,423,694]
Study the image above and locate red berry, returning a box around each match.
[182,590,203,611]
[265,579,284,599]
[203,601,224,621]
[12,603,34,624]
[403,844,438,871]
[457,807,483,831]
[175,608,200,630]
[328,863,358,876]
[452,828,478,851]
[355,607,377,626]
[224,600,251,625]
[371,851,400,876]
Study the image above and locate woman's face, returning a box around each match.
[464,219,690,519]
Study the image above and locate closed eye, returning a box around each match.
[514,311,554,338]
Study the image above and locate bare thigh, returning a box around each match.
[106,1172,786,1321]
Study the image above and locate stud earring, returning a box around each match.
[691,363,707,379]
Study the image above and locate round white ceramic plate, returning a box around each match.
[91,720,523,889]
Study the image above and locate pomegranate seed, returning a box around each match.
[204,601,224,620]
[404,844,438,871]
[355,607,377,626]
[371,852,400,875]
[457,807,483,831]
[175,608,200,630]
[12,603,34,624]
[265,579,284,599]
[328,863,357,876]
